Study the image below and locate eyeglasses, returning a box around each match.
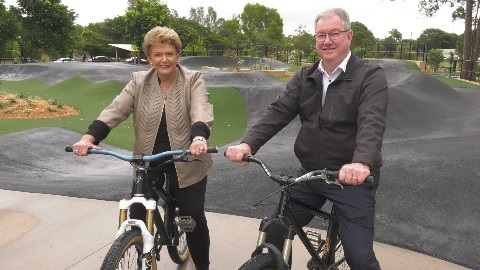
[314,30,350,42]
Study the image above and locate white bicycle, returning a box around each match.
[65,146,218,270]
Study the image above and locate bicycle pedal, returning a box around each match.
[305,229,321,249]
[177,216,196,232]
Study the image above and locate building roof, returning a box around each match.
[109,44,135,51]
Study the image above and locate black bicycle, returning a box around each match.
[65,146,218,270]
[238,155,373,270]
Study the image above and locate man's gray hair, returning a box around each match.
[314,8,351,30]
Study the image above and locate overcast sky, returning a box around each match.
[4,0,465,39]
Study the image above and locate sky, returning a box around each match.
[4,0,465,39]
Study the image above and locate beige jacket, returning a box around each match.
[97,65,214,188]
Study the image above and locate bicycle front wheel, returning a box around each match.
[101,229,157,270]
[238,253,278,270]
[167,225,190,264]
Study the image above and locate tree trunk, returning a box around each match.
[471,18,480,81]
[461,0,474,80]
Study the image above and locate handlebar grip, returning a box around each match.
[206,147,219,154]
[364,175,375,184]
[242,154,253,162]
[65,145,92,154]
[222,151,253,162]
[328,171,375,184]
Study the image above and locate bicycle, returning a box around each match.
[237,155,373,270]
[65,145,218,270]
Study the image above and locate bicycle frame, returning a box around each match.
[253,187,342,269]
[238,155,362,270]
[65,146,218,270]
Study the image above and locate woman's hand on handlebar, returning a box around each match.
[225,143,252,166]
[72,134,101,156]
[190,136,208,157]
[338,162,371,185]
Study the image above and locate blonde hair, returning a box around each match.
[143,26,182,55]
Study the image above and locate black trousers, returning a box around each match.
[265,168,381,270]
[130,173,210,270]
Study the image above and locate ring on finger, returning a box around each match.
[74,149,79,153]
[352,176,358,180]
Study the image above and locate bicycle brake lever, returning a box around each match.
[160,152,190,166]
[325,179,343,189]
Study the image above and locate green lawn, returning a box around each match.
[434,76,479,88]
[0,77,246,150]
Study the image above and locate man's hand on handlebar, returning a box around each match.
[338,162,371,185]
[225,143,252,166]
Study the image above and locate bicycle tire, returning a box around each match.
[100,229,157,270]
[238,253,278,270]
[166,225,190,264]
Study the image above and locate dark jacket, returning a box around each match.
[242,55,389,176]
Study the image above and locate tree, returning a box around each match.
[388,28,402,42]
[240,3,284,48]
[80,27,113,58]
[189,6,221,33]
[412,0,476,80]
[418,28,460,50]
[287,25,316,63]
[125,0,169,53]
[102,16,129,44]
[427,48,444,72]
[218,17,244,46]
[351,21,377,57]
[16,0,76,58]
[170,16,225,56]
[0,1,20,56]
[189,6,205,24]
[75,16,130,59]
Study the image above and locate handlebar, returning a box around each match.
[241,155,374,187]
[65,145,218,163]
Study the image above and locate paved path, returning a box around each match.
[0,189,468,270]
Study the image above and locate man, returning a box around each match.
[225,8,388,270]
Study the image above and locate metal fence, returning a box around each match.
[1,42,429,66]
[180,42,429,66]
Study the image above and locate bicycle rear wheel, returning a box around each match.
[167,225,190,264]
[238,253,278,270]
[101,229,157,270]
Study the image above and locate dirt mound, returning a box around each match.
[0,94,78,119]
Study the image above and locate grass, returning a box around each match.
[435,76,479,88]
[404,60,479,88]
[405,60,421,71]
[0,77,247,150]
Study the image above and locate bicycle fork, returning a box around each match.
[118,196,157,269]
[252,217,293,269]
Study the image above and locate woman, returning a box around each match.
[72,26,214,270]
